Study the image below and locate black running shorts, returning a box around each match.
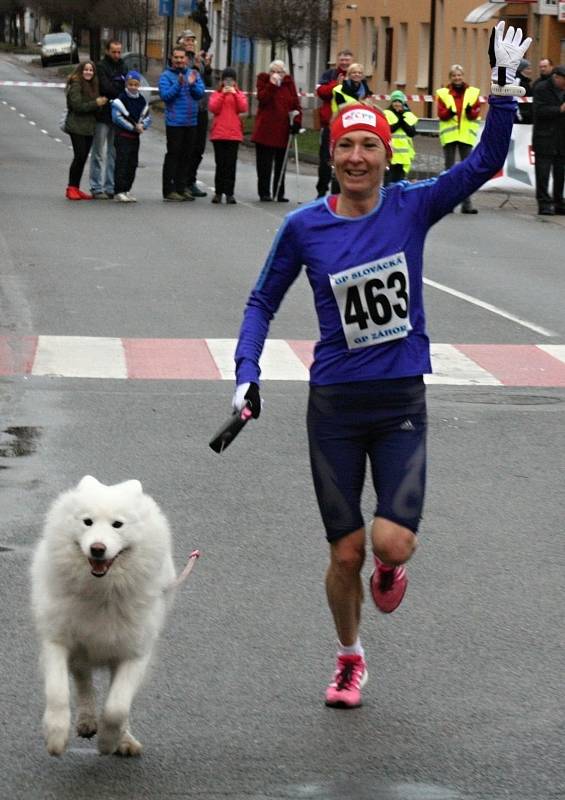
[307,376,427,542]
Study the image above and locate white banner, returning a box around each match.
[478,123,536,194]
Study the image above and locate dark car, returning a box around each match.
[40,33,79,68]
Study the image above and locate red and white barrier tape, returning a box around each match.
[0,80,534,102]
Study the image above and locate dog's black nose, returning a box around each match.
[90,543,107,560]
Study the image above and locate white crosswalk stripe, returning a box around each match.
[32,336,127,379]
[427,344,502,385]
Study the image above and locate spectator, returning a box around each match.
[532,57,554,92]
[111,71,151,203]
[330,63,372,113]
[251,60,302,203]
[315,49,353,198]
[383,90,419,184]
[89,40,126,200]
[208,67,248,205]
[158,47,205,202]
[532,65,565,216]
[64,62,108,201]
[177,29,213,198]
[514,59,533,124]
[436,64,481,214]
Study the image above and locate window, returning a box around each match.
[366,17,376,71]
[470,28,477,84]
[330,20,337,63]
[384,27,393,83]
[417,22,430,88]
[481,28,490,91]
[450,27,457,68]
[396,22,407,84]
[345,18,352,50]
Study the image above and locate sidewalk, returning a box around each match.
[4,50,563,223]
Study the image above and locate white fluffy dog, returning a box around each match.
[31,476,176,757]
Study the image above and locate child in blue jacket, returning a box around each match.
[111,71,151,202]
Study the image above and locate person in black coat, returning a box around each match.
[515,59,533,125]
[532,65,565,215]
[89,40,126,199]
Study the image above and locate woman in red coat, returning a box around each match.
[208,67,248,204]
[251,60,302,202]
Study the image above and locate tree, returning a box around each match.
[234,0,330,77]
[0,0,27,46]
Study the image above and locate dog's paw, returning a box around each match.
[43,710,70,756]
[97,711,124,755]
[115,730,143,757]
[76,712,98,739]
[45,729,69,756]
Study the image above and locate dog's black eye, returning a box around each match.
[83,518,93,526]
[112,521,123,529]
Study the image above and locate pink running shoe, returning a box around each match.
[325,653,368,708]
[370,556,408,613]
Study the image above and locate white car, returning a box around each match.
[40,33,79,68]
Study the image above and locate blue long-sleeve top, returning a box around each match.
[235,96,516,387]
[158,66,205,127]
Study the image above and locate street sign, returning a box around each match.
[176,0,195,14]
[159,0,172,16]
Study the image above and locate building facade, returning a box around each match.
[329,0,565,117]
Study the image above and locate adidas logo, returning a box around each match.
[400,419,415,431]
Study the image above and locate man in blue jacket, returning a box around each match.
[158,47,205,201]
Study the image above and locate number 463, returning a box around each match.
[343,272,409,330]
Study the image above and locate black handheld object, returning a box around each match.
[209,406,253,454]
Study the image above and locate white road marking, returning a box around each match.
[205,338,310,381]
[32,336,127,379]
[537,344,565,364]
[257,339,310,380]
[427,344,501,385]
[424,277,557,337]
[205,338,236,379]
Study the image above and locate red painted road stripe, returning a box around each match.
[0,335,37,376]
[457,344,565,387]
[122,338,221,380]
[287,340,315,369]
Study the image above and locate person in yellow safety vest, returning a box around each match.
[383,90,418,184]
[436,64,481,213]
[331,63,372,115]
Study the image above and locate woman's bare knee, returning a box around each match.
[329,528,366,575]
[371,518,417,565]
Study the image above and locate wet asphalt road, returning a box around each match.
[0,54,564,800]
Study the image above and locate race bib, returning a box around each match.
[329,252,412,350]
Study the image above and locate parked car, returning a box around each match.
[40,33,79,68]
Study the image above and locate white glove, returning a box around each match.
[232,382,262,418]
[489,20,532,97]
